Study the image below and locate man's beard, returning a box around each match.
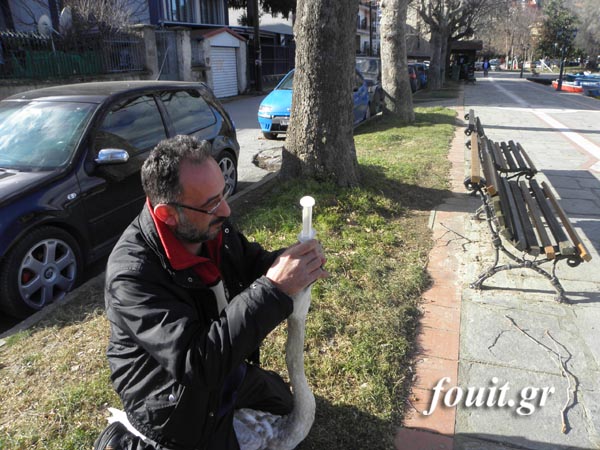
[173,210,225,244]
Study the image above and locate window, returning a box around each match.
[96,95,167,156]
[191,39,205,66]
[161,0,224,24]
[354,72,364,91]
[160,90,216,135]
[163,0,194,22]
[0,101,95,170]
[199,0,224,24]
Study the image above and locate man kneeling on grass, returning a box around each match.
[94,135,327,449]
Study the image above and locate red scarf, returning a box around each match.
[147,199,222,286]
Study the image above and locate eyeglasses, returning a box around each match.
[169,185,231,216]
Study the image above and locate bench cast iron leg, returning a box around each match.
[471,204,569,303]
[471,246,569,303]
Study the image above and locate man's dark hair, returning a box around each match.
[141,135,213,205]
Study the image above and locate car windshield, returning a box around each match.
[278,71,294,90]
[0,100,96,170]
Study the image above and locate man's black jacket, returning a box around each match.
[104,205,293,449]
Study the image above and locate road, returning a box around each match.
[467,72,600,173]
[222,94,284,191]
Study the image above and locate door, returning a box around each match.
[211,46,238,98]
[156,30,179,80]
[81,94,168,255]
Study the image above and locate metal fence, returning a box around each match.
[0,30,146,80]
[246,42,295,88]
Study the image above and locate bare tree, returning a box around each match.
[477,1,540,64]
[417,0,457,89]
[572,0,600,68]
[64,0,146,34]
[10,0,145,34]
[281,0,360,187]
[417,0,498,88]
[380,0,414,122]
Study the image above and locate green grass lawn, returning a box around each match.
[0,106,456,449]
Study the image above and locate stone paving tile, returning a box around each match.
[395,428,454,449]
[420,303,461,333]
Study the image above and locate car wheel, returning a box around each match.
[217,150,238,194]
[0,226,82,318]
[368,98,377,116]
[263,131,278,140]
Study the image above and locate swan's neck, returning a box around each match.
[233,287,316,450]
[276,287,316,446]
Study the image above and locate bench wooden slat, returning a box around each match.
[542,181,592,262]
[501,179,528,251]
[475,117,485,137]
[516,142,537,174]
[519,180,556,258]
[480,138,499,196]
[510,180,540,255]
[508,140,528,171]
[529,179,574,255]
[470,132,481,184]
[490,140,509,171]
[494,175,517,243]
[500,142,518,171]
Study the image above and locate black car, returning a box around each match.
[355,56,384,116]
[0,81,240,318]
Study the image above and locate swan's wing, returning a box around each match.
[233,408,282,450]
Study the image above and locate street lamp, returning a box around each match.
[520,44,530,79]
[369,0,373,56]
[250,0,263,92]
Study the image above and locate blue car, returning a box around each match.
[258,68,370,140]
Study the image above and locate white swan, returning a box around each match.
[103,286,315,450]
[233,285,316,450]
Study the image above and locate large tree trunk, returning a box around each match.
[440,34,449,82]
[281,0,360,187]
[428,29,443,89]
[380,0,414,122]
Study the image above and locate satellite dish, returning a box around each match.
[59,7,72,33]
[37,14,52,37]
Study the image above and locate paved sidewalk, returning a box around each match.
[397,73,600,450]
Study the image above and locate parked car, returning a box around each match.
[355,56,384,116]
[258,68,370,140]
[0,81,240,318]
[474,61,484,71]
[408,63,419,92]
[489,59,500,71]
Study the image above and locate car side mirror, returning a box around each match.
[95,148,130,165]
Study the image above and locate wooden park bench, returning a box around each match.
[465,115,537,180]
[463,109,592,303]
